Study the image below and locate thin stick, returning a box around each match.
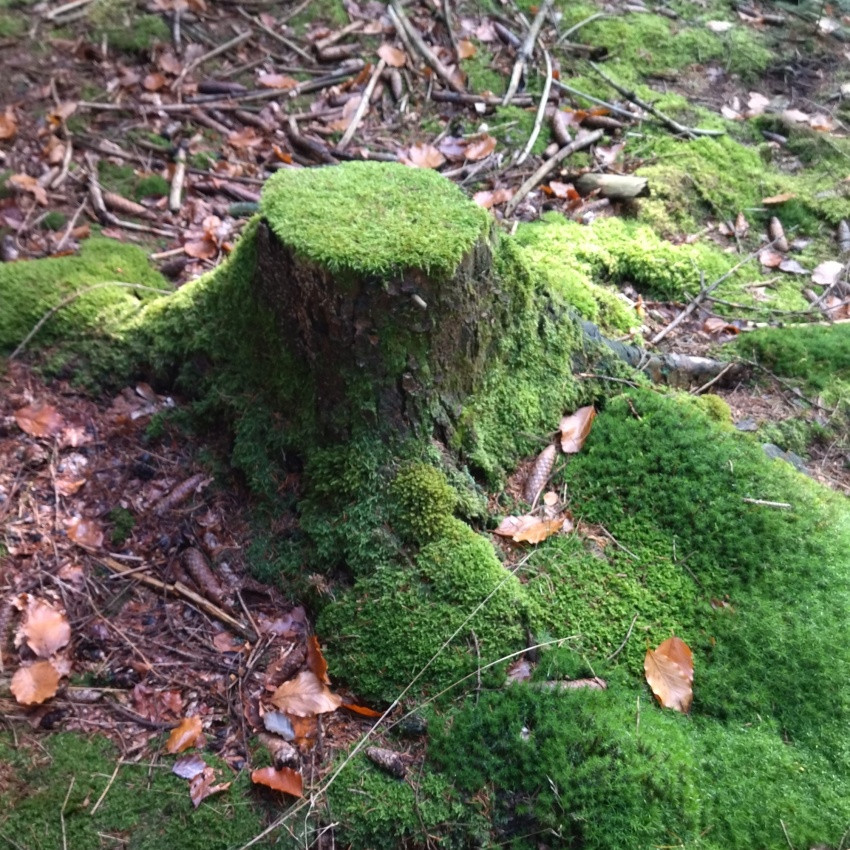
[587,61,724,138]
[389,0,464,93]
[780,819,795,850]
[337,59,386,151]
[690,361,735,395]
[60,776,75,850]
[553,78,637,119]
[90,762,121,815]
[168,145,186,213]
[10,282,171,360]
[557,11,606,43]
[504,129,603,216]
[606,613,639,661]
[503,0,554,104]
[650,241,779,345]
[44,0,93,20]
[236,7,314,64]
[515,49,552,165]
[172,30,253,90]
[54,199,88,253]
[742,498,793,509]
[442,0,459,51]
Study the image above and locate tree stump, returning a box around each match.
[253,162,505,437]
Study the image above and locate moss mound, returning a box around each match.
[260,161,491,275]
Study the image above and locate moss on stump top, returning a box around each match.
[259,161,491,276]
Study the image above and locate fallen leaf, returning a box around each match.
[189,767,231,807]
[457,39,476,59]
[342,702,383,717]
[473,187,513,208]
[493,515,564,544]
[19,598,71,658]
[465,134,497,161]
[746,92,770,117]
[306,635,330,684]
[404,143,445,169]
[817,15,841,33]
[251,766,303,797]
[812,260,845,286]
[548,180,580,200]
[257,73,299,90]
[782,108,809,124]
[559,406,597,453]
[165,715,203,753]
[759,248,783,268]
[66,516,104,550]
[184,238,217,259]
[703,317,739,335]
[172,754,207,780]
[377,43,406,67]
[212,631,245,653]
[11,660,62,705]
[779,258,809,275]
[158,51,183,75]
[0,107,17,140]
[143,72,167,91]
[810,113,836,132]
[721,104,742,121]
[706,19,734,32]
[14,401,65,437]
[761,192,795,205]
[644,636,694,713]
[227,127,264,149]
[506,656,532,683]
[270,670,342,717]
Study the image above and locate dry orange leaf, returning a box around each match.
[0,107,17,140]
[257,73,299,90]
[559,405,596,453]
[493,515,563,544]
[20,598,71,658]
[342,702,383,717]
[377,43,406,67]
[703,317,739,335]
[306,635,330,685]
[465,134,497,161]
[473,187,513,209]
[270,670,342,717]
[184,238,217,259]
[66,516,104,550]
[143,72,167,91]
[251,766,303,797]
[227,127,264,149]
[404,143,446,169]
[762,192,795,205]
[457,39,476,59]
[644,636,694,714]
[11,660,62,705]
[165,715,204,753]
[15,401,65,437]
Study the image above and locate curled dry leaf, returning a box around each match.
[165,715,204,753]
[270,670,342,717]
[560,405,597,454]
[644,636,694,714]
[143,72,167,91]
[759,248,783,268]
[172,754,207,780]
[251,766,303,797]
[190,767,231,807]
[14,401,65,438]
[306,635,330,685]
[20,598,71,658]
[465,134,497,161]
[703,317,739,335]
[377,43,406,67]
[493,515,564,544]
[11,660,62,705]
[66,516,104,550]
[811,260,844,287]
[257,73,299,89]
[473,187,513,209]
[404,143,445,169]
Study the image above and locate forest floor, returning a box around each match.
[2,0,850,847]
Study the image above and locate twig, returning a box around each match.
[442,0,459,52]
[650,240,778,345]
[169,144,186,213]
[60,776,75,850]
[389,0,464,93]
[515,49,552,165]
[171,29,253,90]
[10,282,172,360]
[742,498,793,509]
[504,128,603,216]
[51,137,74,189]
[337,59,386,151]
[598,524,638,559]
[54,199,88,253]
[503,0,554,104]
[606,613,639,661]
[690,361,735,395]
[780,819,795,850]
[587,61,724,138]
[99,556,258,641]
[236,7,314,64]
[90,762,121,815]
[553,78,637,120]
[557,11,607,43]
[44,0,93,20]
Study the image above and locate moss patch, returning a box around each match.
[260,161,491,276]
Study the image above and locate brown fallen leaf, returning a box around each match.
[493,515,564,544]
[377,43,406,67]
[19,598,71,658]
[703,317,739,335]
[465,134,497,161]
[251,766,303,797]
[811,260,844,286]
[759,248,783,268]
[342,702,383,717]
[644,636,694,713]
[66,516,104,550]
[8,173,48,205]
[560,406,597,454]
[14,401,65,437]
[11,660,62,705]
[0,107,17,140]
[257,73,299,90]
[165,715,204,753]
[404,143,446,169]
[270,670,342,717]
[189,766,231,807]
[306,635,330,685]
[143,72,167,91]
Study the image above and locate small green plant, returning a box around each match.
[107,506,135,546]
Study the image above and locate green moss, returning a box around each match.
[88,0,168,53]
[325,757,483,850]
[0,732,272,849]
[98,161,138,197]
[486,105,550,156]
[319,518,528,702]
[108,506,135,546]
[0,12,25,36]
[693,392,732,423]
[389,463,457,544]
[41,210,66,231]
[288,0,346,32]
[462,48,504,95]
[260,162,491,276]
[134,173,170,200]
[0,238,169,366]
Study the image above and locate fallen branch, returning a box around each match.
[99,556,257,641]
[515,49,552,165]
[587,61,725,138]
[337,59,386,151]
[504,129,603,216]
[503,0,554,104]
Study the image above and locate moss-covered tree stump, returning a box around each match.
[253,162,502,435]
